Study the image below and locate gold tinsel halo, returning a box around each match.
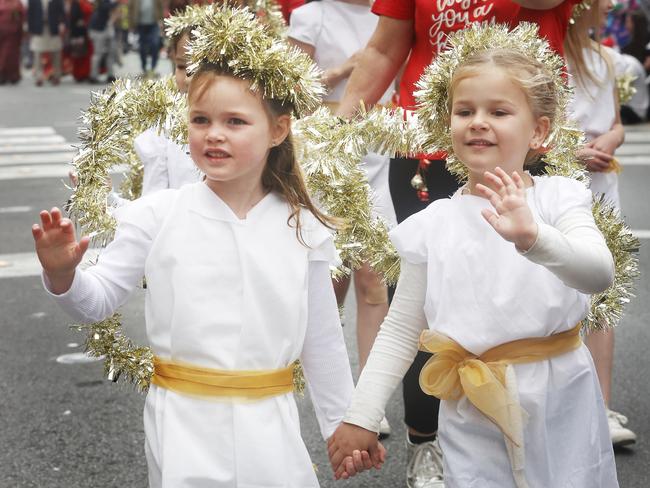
[414,22,579,183]
[165,2,286,42]
[186,5,324,117]
[616,73,637,104]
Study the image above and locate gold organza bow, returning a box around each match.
[418,323,583,446]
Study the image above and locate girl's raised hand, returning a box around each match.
[32,207,90,294]
[475,168,538,252]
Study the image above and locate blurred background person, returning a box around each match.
[0,0,25,84]
[88,0,117,83]
[129,0,163,77]
[27,0,66,85]
[63,0,92,82]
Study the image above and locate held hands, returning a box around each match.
[327,422,386,480]
[475,168,538,252]
[32,207,90,294]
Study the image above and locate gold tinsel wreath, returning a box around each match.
[616,73,637,105]
[187,5,324,117]
[68,76,184,391]
[165,1,286,42]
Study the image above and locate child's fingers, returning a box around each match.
[50,207,63,224]
[494,167,516,193]
[31,224,43,241]
[481,208,499,230]
[39,210,53,230]
[368,443,384,469]
[483,171,506,196]
[511,171,525,191]
[334,457,352,479]
[475,183,501,210]
[78,235,91,257]
[60,218,75,235]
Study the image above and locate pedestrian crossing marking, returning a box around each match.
[0,126,57,136]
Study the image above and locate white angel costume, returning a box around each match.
[45,182,354,487]
[344,176,619,488]
[134,128,201,194]
[568,46,626,211]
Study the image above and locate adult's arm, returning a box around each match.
[335,16,413,118]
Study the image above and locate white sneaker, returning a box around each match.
[406,434,444,488]
[378,416,391,439]
[607,409,637,447]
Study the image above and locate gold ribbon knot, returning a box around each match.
[418,324,583,446]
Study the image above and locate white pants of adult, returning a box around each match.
[89,27,115,79]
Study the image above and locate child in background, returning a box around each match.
[33,11,354,486]
[288,0,397,438]
[565,0,637,448]
[328,30,618,487]
[132,25,199,198]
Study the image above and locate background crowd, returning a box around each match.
[0,0,649,114]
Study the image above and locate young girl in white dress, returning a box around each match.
[32,55,354,488]
[327,45,619,487]
[565,0,637,447]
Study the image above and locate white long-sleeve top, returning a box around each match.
[44,182,353,487]
[344,175,618,488]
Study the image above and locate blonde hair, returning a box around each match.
[188,65,339,244]
[449,49,558,164]
[564,2,613,91]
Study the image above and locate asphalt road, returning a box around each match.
[0,54,648,487]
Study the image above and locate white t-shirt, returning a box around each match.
[288,0,392,104]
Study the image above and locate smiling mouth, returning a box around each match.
[467,140,495,147]
[205,150,230,158]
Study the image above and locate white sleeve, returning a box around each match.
[42,206,158,323]
[521,205,615,294]
[344,260,428,433]
[134,129,169,196]
[286,3,320,47]
[300,260,354,440]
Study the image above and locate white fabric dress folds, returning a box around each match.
[45,182,354,487]
[344,176,618,488]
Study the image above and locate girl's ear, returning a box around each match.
[271,114,291,147]
[530,116,551,149]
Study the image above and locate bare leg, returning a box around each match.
[332,274,351,306]
[585,328,614,405]
[353,262,388,372]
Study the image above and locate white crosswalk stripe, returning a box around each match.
[0,126,76,180]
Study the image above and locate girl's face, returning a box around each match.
[598,0,613,29]
[172,33,191,93]
[188,75,289,192]
[450,66,549,180]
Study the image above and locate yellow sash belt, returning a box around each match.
[418,323,582,446]
[152,357,302,400]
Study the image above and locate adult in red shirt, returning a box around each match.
[335,1,581,487]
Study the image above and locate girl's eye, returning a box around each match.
[191,116,208,125]
[455,109,471,116]
[176,65,187,72]
[228,118,247,126]
[494,110,509,117]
